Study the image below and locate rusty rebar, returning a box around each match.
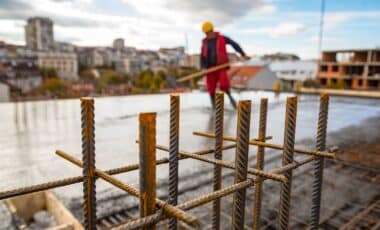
[192,131,335,159]
[213,92,224,230]
[111,154,317,229]
[310,93,329,229]
[253,98,268,230]
[168,94,180,230]
[180,155,316,211]
[139,113,157,230]
[112,208,165,230]
[154,144,287,183]
[278,96,298,230]
[232,100,251,230]
[56,150,200,228]
[0,144,237,201]
[80,97,96,230]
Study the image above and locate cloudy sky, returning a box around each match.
[0,0,379,59]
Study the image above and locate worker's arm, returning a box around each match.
[224,36,248,58]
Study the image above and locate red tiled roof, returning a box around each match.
[228,66,263,86]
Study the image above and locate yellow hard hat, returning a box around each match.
[202,21,214,33]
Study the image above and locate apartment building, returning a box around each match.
[37,52,78,81]
[317,49,380,90]
[25,17,54,51]
[113,38,125,50]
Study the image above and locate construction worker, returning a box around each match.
[201,21,249,109]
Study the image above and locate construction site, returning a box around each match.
[0,91,379,229]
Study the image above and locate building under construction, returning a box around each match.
[318,48,380,90]
[0,92,379,229]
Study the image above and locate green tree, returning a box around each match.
[40,67,58,79]
[31,78,69,98]
[80,69,96,82]
[95,70,129,93]
[134,69,154,89]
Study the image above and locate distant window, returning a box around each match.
[299,70,305,74]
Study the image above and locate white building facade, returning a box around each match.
[269,60,318,84]
[37,52,78,81]
[0,82,10,102]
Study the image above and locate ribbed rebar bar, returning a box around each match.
[169,94,180,230]
[310,93,329,229]
[112,208,165,230]
[192,132,335,158]
[278,96,298,230]
[109,154,316,229]
[212,92,224,230]
[253,98,268,230]
[232,100,252,230]
[56,150,200,228]
[0,144,237,200]
[80,97,96,230]
[139,113,157,230]
[154,144,287,182]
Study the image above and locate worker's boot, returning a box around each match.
[226,92,237,109]
[210,94,215,109]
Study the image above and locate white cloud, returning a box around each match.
[324,11,380,30]
[0,0,379,58]
[243,22,307,37]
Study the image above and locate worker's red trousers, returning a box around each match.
[206,69,230,95]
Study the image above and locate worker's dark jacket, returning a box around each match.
[200,32,246,69]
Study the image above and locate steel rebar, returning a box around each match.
[212,92,224,230]
[278,96,298,230]
[139,113,157,230]
[168,95,180,230]
[56,150,200,228]
[154,144,287,183]
[232,100,252,230]
[253,98,268,230]
[0,144,237,200]
[192,132,335,159]
[81,97,97,230]
[310,93,329,229]
[108,154,316,229]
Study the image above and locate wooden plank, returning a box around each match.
[46,191,84,230]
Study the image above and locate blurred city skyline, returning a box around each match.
[0,0,379,59]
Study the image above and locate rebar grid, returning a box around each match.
[0,94,339,230]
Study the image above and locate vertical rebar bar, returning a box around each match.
[212,92,224,230]
[169,95,180,230]
[80,97,96,230]
[310,93,329,229]
[253,98,268,230]
[278,96,298,230]
[139,112,157,230]
[231,100,252,230]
